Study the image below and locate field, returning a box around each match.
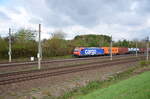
[76,71,150,99]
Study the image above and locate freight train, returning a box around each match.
[73,47,147,57]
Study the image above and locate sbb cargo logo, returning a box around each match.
[85,50,96,55]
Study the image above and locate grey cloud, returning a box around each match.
[43,0,150,28]
[41,13,75,27]
[110,13,146,26]
[13,0,74,27]
[0,11,10,20]
[134,0,150,14]
[11,0,150,28]
[1,0,150,40]
[8,7,21,14]
[29,17,42,24]
[45,0,135,27]
[136,27,150,36]
[128,27,150,40]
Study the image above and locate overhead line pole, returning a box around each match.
[8,28,12,62]
[146,36,149,61]
[135,41,138,57]
[110,35,112,60]
[38,24,41,69]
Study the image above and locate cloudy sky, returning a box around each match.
[0,0,150,40]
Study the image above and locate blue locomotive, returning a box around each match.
[73,47,104,57]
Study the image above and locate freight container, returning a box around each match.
[101,47,119,55]
[128,48,140,54]
[118,48,128,54]
[139,48,146,53]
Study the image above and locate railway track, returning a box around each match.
[0,56,144,85]
[0,54,144,74]
[0,54,143,68]
[0,56,142,77]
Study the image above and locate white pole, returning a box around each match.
[136,41,138,57]
[9,28,12,62]
[38,24,41,69]
[146,37,149,61]
[110,35,112,60]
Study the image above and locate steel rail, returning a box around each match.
[0,57,144,85]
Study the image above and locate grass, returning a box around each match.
[77,71,150,99]
[58,60,150,99]
[59,70,134,99]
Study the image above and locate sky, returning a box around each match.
[0,0,150,40]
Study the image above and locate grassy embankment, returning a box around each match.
[76,71,150,99]
[59,60,150,99]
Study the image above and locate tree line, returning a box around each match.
[0,29,148,59]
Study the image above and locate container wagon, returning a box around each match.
[118,48,128,54]
[139,48,146,53]
[128,48,140,54]
[101,47,118,55]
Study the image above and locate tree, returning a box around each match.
[0,37,8,58]
[11,29,37,58]
[43,30,68,57]
[51,30,66,39]
[73,34,111,47]
[14,29,36,42]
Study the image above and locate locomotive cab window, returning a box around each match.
[74,49,80,52]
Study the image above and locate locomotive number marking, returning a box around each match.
[85,50,96,55]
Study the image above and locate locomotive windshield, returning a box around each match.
[74,49,80,52]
